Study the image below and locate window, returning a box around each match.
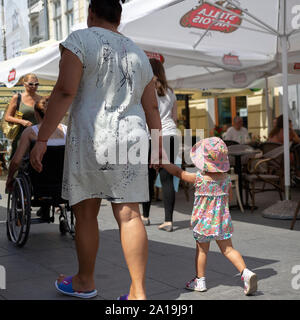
[215,96,248,128]
[66,0,74,35]
[53,1,62,40]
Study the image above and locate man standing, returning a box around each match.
[224,116,250,144]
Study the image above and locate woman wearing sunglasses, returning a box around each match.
[5,73,42,159]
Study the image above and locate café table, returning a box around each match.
[228,145,262,208]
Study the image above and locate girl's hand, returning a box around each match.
[30,141,47,172]
[22,120,32,127]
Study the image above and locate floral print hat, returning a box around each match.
[190,137,230,173]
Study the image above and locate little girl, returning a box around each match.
[162,137,257,295]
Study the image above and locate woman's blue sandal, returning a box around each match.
[55,276,97,299]
[117,294,129,300]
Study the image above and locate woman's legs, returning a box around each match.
[216,238,246,273]
[142,166,157,219]
[196,241,210,278]
[159,135,179,227]
[58,198,101,291]
[112,202,148,300]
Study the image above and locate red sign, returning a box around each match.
[294,63,300,70]
[223,54,241,66]
[145,51,165,63]
[180,1,242,33]
[8,69,16,82]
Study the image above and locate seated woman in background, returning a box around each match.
[6,97,67,218]
[269,115,300,145]
[268,114,300,182]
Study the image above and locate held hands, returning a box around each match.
[30,141,47,172]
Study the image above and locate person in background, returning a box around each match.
[269,114,300,182]
[6,97,67,221]
[141,58,179,232]
[5,73,42,159]
[224,116,250,144]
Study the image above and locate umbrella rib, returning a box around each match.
[204,0,278,36]
[193,20,274,49]
[225,0,279,35]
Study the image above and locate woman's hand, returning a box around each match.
[22,120,32,127]
[30,141,47,172]
[5,177,14,193]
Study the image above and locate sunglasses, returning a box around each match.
[25,82,39,87]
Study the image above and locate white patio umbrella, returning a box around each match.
[120,0,300,200]
[0,0,299,198]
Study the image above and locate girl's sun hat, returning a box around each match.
[190,137,230,173]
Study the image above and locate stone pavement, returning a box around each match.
[0,178,299,300]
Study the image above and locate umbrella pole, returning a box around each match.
[281,35,290,200]
[265,77,272,135]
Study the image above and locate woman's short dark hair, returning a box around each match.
[89,0,125,24]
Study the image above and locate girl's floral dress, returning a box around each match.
[191,171,233,243]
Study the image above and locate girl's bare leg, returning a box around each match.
[216,238,246,273]
[196,242,210,278]
[112,202,148,300]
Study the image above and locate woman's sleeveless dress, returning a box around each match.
[60,27,153,206]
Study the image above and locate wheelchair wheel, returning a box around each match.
[7,175,31,247]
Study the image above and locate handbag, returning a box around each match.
[1,93,23,140]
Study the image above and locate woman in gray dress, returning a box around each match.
[30,0,162,300]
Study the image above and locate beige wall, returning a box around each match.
[175,89,274,140]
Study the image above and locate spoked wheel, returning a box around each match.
[7,176,31,247]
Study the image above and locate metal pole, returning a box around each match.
[0,0,7,60]
[281,34,290,200]
[43,0,49,41]
[265,77,272,135]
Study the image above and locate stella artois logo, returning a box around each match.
[8,69,16,82]
[145,51,165,63]
[223,54,241,66]
[180,1,242,33]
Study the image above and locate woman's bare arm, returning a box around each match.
[141,79,162,132]
[5,94,29,126]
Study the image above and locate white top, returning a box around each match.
[31,124,67,146]
[158,88,177,136]
[224,126,250,144]
[60,28,153,206]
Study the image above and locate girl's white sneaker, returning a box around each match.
[185,277,207,292]
[241,269,257,295]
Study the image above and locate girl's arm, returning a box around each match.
[162,163,196,184]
